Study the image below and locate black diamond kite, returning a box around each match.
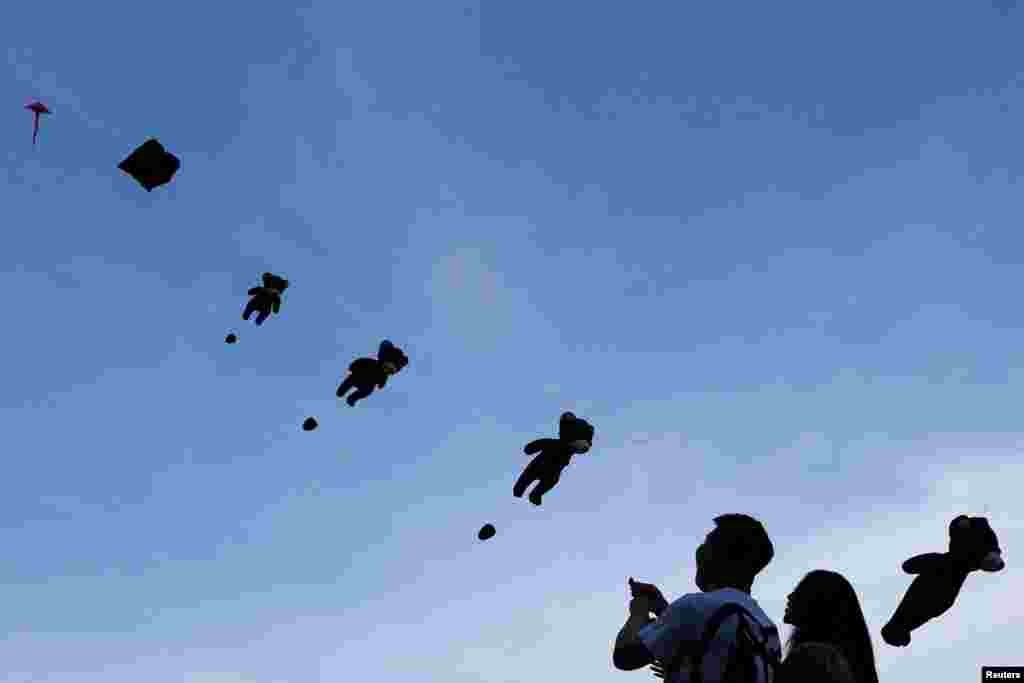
[118,138,180,191]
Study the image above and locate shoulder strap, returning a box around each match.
[689,603,779,683]
[732,616,780,683]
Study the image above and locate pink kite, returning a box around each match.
[25,101,51,146]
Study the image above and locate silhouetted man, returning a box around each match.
[613,514,781,683]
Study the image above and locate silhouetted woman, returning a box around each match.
[782,570,880,683]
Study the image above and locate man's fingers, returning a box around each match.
[630,579,660,596]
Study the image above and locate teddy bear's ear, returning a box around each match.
[948,515,971,534]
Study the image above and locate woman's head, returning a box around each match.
[784,570,879,683]
[784,570,863,633]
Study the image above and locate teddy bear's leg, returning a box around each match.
[254,306,271,325]
[513,459,542,498]
[528,469,562,506]
[347,384,374,406]
[881,621,911,647]
[884,572,962,648]
[336,375,356,398]
[242,298,258,320]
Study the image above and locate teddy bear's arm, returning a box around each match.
[902,552,948,574]
[524,438,556,455]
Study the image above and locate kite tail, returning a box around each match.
[31,115,39,146]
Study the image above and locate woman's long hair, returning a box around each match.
[782,642,858,683]
[784,570,880,683]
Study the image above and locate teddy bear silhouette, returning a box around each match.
[335,340,409,407]
[243,272,289,326]
[513,412,595,506]
[881,515,1005,647]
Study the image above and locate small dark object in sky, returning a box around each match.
[302,417,318,431]
[118,138,180,191]
[225,333,238,344]
[478,523,496,540]
[25,101,50,146]
[513,412,596,506]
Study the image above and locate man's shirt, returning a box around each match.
[637,588,781,683]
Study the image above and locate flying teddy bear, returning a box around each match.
[513,411,595,506]
[335,340,409,406]
[881,515,1005,647]
[243,272,289,326]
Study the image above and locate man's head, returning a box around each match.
[695,513,774,593]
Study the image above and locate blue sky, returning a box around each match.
[2,1,1023,681]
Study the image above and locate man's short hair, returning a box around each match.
[712,513,774,578]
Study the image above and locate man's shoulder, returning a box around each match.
[725,592,777,628]
[656,592,707,627]
[666,591,705,609]
[670,589,753,607]
[671,590,776,628]
[664,591,729,623]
